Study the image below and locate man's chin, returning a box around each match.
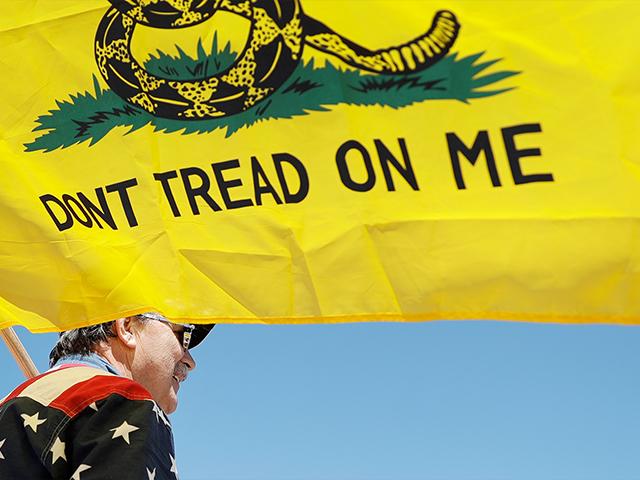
[162,395,178,415]
[157,385,179,414]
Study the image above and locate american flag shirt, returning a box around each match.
[0,356,179,479]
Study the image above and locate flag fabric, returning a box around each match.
[0,0,638,331]
[0,364,177,479]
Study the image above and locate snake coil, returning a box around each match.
[95,0,460,120]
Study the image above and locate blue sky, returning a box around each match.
[2,321,640,480]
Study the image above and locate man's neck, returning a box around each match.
[94,347,133,379]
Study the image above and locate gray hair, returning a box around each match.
[48,321,118,367]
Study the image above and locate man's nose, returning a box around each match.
[182,349,196,371]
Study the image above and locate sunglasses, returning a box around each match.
[137,313,195,350]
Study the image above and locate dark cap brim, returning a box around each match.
[189,324,215,349]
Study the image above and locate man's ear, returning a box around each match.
[113,317,137,349]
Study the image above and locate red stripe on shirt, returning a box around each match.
[49,374,152,417]
[0,364,80,407]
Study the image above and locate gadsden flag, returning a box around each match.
[0,0,638,331]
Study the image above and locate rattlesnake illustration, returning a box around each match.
[96,0,460,120]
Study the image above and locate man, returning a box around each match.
[0,313,213,479]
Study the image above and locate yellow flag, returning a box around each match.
[0,0,638,331]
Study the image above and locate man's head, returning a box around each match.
[49,314,213,414]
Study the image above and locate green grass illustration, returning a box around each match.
[25,35,519,152]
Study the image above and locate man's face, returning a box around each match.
[130,319,196,414]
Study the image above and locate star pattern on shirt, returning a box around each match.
[170,453,179,478]
[110,420,139,445]
[21,412,46,433]
[151,401,171,429]
[50,436,66,464]
[1,364,179,479]
[70,464,91,480]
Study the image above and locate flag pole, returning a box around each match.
[1,327,39,379]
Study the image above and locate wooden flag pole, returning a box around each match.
[1,327,39,379]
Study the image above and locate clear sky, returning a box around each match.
[2,321,640,480]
